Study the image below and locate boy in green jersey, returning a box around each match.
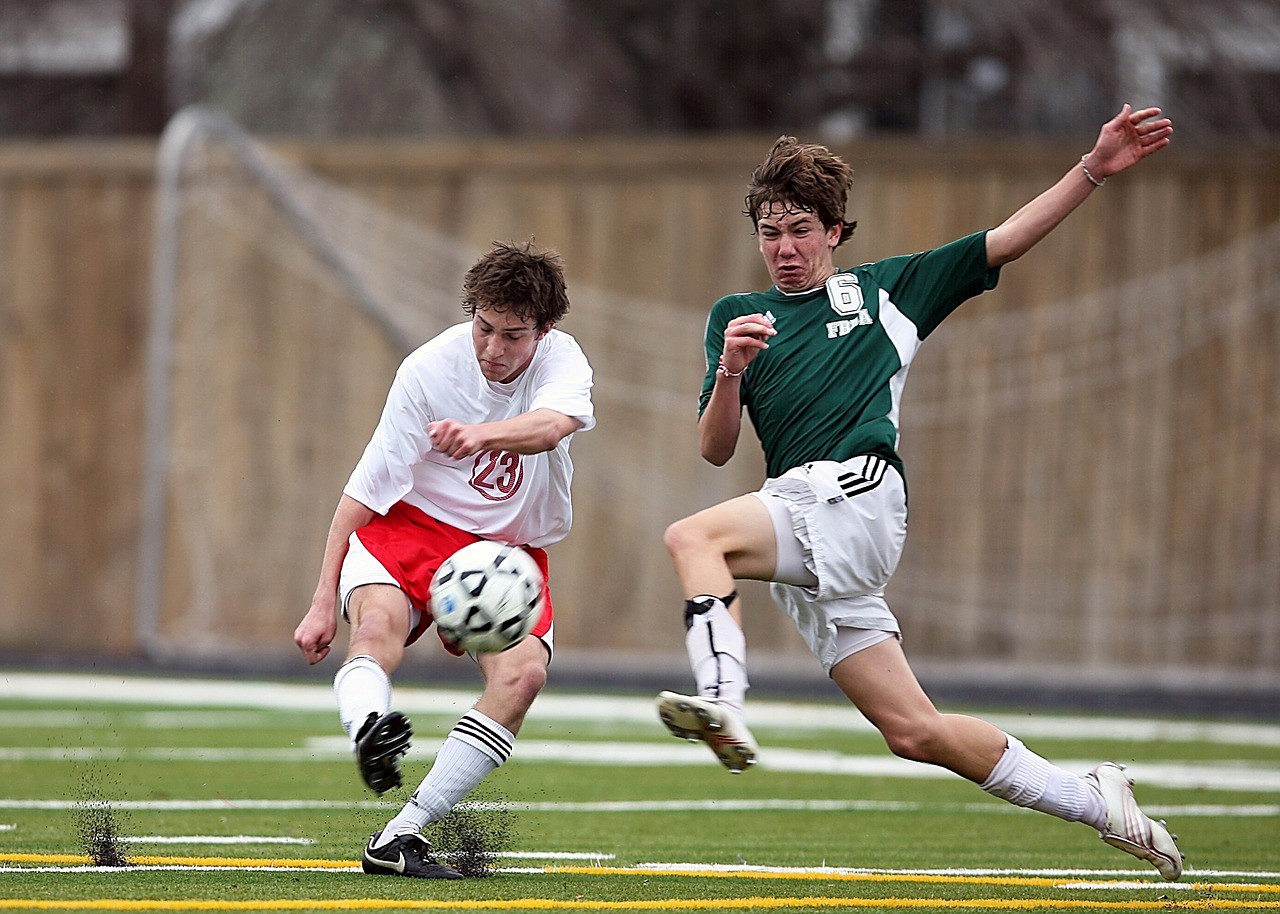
[656,106,1185,880]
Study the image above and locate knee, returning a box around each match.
[488,655,548,707]
[349,608,406,662]
[663,516,708,559]
[348,587,409,649]
[881,717,946,765]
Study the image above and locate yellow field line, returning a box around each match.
[0,852,353,869]
[5,854,1280,911]
[1,897,1279,911]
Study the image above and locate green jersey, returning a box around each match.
[699,230,1000,483]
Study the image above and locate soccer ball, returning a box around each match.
[430,541,544,653]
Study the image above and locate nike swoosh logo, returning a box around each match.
[368,850,406,874]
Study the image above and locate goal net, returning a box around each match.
[137,106,733,666]
[140,106,1279,688]
[895,219,1280,685]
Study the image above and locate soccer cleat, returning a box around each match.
[354,711,412,795]
[361,829,464,879]
[1086,762,1184,881]
[655,690,758,773]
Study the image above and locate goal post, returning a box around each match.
[137,106,474,661]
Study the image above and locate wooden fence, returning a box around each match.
[0,131,1276,688]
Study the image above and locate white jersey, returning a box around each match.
[344,322,595,548]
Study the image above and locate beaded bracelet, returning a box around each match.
[1080,156,1106,187]
[717,358,746,378]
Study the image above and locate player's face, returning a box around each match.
[471,307,547,383]
[756,205,841,293]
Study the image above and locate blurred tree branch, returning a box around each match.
[1,0,1277,141]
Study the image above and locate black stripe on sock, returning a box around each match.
[453,715,512,763]
[706,622,722,700]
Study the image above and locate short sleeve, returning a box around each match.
[343,367,435,514]
[528,332,596,432]
[869,231,1001,339]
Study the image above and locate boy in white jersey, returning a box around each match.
[294,241,594,879]
[656,107,1186,880]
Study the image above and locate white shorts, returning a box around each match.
[339,534,423,640]
[751,454,907,672]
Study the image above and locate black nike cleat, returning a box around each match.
[354,711,412,795]
[361,829,463,879]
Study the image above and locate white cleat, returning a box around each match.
[655,691,758,773]
[1087,762,1184,881]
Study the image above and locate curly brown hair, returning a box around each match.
[743,136,858,247]
[461,240,570,330]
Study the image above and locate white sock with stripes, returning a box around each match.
[980,734,1106,829]
[383,709,515,837]
[333,655,391,745]
[684,596,749,714]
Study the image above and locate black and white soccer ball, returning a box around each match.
[430,541,544,653]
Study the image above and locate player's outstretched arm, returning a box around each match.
[294,494,375,665]
[986,105,1173,268]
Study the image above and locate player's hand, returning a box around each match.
[294,596,338,665]
[1083,105,1172,180]
[428,418,485,459]
[720,313,777,375]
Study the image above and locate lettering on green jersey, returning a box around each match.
[825,273,873,337]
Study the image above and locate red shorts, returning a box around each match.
[352,501,554,654]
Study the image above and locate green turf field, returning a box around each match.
[0,671,1277,912]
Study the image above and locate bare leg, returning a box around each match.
[664,495,779,614]
[345,584,411,672]
[656,496,779,769]
[384,634,548,836]
[662,496,778,709]
[335,584,413,739]
[474,634,550,735]
[832,636,1111,836]
[830,636,1006,782]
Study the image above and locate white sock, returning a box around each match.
[383,709,515,838]
[980,734,1106,829]
[333,655,391,744]
[684,597,749,714]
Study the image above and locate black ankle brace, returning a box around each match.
[683,590,739,630]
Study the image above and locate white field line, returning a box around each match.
[118,836,315,845]
[627,865,1280,880]
[2,671,1279,747]
[0,711,307,730]
[478,852,618,860]
[632,861,1280,881]
[1059,880,1248,890]
[2,860,1278,887]
[117,840,614,859]
[3,739,1277,792]
[0,798,1274,817]
[0,850,618,876]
